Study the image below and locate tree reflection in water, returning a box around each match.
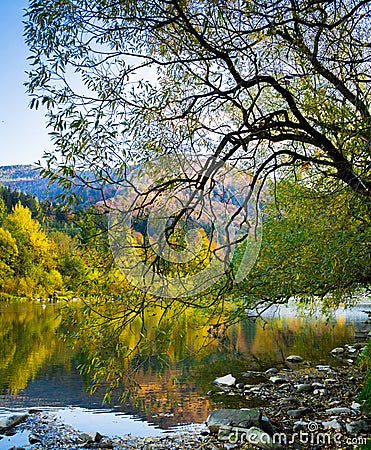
[0,300,355,427]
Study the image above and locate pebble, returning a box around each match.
[286,355,304,363]
[322,419,342,430]
[265,368,278,375]
[214,374,236,386]
[293,420,308,431]
[325,407,352,415]
[296,383,313,393]
[316,365,332,371]
[346,420,369,434]
[331,347,345,354]
[269,376,288,384]
[286,408,310,419]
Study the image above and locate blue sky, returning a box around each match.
[0,0,50,166]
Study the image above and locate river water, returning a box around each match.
[0,299,370,439]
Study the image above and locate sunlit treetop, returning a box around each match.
[25,0,371,200]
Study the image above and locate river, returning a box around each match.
[0,299,370,440]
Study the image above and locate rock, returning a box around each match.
[217,425,236,442]
[80,432,104,443]
[279,397,299,407]
[293,420,308,431]
[322,419,342,430]
[313,389,327,396]
[287,408,311,419]
[316,365,332,371]
[331,347,345,354]
[260,415,275,436]
[214,374,236,387]
[325,407,352,415]
[312,382,325,388]
[265,368,278,375]
[236,383,244,390]
[324,378,337,384]
[29,434,41,444]
[269,376,288,385]
[346,420,369,434]
[87,443,113,449]
[286,355,304,363]
[206,409,262,434]
[0,414,28,432]
[247,386,262,393]
[242,371,268,383]
[244,426,277,449]
[90,444,113,449]
[242,371,265,378]
[296,383,313,393]
[217,425,276,449]
[351,402,361,410]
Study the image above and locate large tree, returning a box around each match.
[25,0,371,302]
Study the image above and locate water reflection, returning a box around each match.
[0,300,368,429]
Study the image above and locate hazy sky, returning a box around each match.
[0,0,51,166]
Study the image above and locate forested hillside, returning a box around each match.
[0,165,116,205]
[0,165,61,200]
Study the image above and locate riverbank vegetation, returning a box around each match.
[2,0,370,433]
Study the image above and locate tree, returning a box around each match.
[24,0,371,302]
[233,181,371,311]
[5,203,55,275]
[25,0,370,195]
[0,228,18,289]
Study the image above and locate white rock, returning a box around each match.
[286,355,304,363]
[316,365,332,371]
[324,378,337,384]
[325,407,352,415]
[351,402,361,410]
[331,347,345,354]
[313,389,327,396]
[0,414,28,432]
[322,419,342,430]
[214,374,236,386]
[269,376,288,384]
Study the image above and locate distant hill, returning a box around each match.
[0,165,116,206]
[0,165,62,201]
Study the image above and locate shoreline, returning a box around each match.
[2,353,370,449]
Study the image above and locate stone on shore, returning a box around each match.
[243,426,277,450]
[269,376,287,385]
[322,419,342,430]
[213,374,236,387]
[346,420,369,434]
[296,383,313,393]
[206,408,262,434]
[286,355,304,363]
[331,347,345,354]
[325,407,352,415]
[0,414,28,432]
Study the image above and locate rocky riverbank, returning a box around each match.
[1,344,370,449]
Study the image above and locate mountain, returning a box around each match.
[0,165,61,201]
[0,165,116,206]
